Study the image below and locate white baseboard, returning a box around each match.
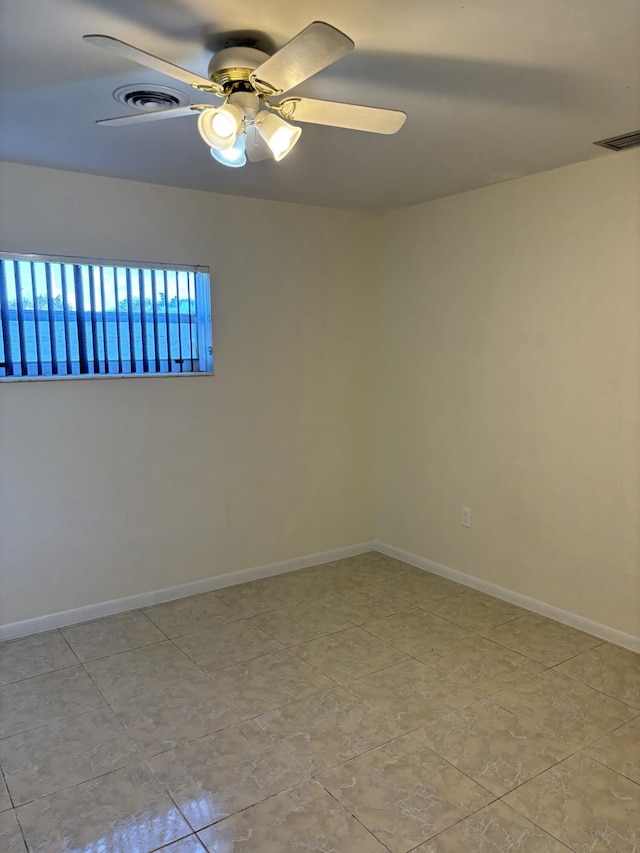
[4,538,638,655]
[0,541,375,641]
[375,540,640,654]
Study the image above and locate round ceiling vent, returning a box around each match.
[113,84,191,112]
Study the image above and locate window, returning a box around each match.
[0,253,213,379]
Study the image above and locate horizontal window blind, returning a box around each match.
[0,255,213,379]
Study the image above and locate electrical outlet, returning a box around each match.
[461,507,471,528]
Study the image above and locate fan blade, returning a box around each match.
[96,105,205,126]
[83,34,218,90]
[278,97,406,135]
[250,22,354,95]
[245,124,272,161]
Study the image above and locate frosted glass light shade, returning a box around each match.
[210,133,247,168]
[198,104,243,150]
[254,111,301,161]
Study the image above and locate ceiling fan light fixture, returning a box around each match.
[210,134,247,168]
[86,24,407,175]
[254,111,301,161]
[198,103,243,150]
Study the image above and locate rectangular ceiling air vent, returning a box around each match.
[594,130,640,151]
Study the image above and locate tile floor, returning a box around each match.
[1,552,639,852]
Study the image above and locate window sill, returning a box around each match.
[1,370,214,384]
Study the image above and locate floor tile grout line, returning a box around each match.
[401,691,572,751]
[411,739,584,850]
[545,665,640,709]
[75,650,249,761]
[539,640,608,669]
[554,678,640,711]
[124,708,250,761]
[139,611,177,642]
[417,651,553,686]
[145,609,249,639]
[416,594,528,626]
[56,627,84,666]
[315,737,502,850]
[494,762,584,852]
[501,747,584,797]
[284,622,550,699]
[545,643,606,666]
[487,702,633,753]
[0,659,79,688]
[460,630,605,668]
[194,784,301,834]
[142,752,208,837]
[206,630,524,724]
[12,805,33,853]
[149,614,246,641]
[230,678,342,721]
[249,620,362,646]
[0,699,112,744]
[316,781,394,852]
[9,753,150,812]
[6,641,201,741]
[3,689,144,801]
[308,708,502,791]
[402,734,506,800]
[402,798,512,852]
[79,638,346,750]
[583,749,640,787]
[0,657,122,742]
[151,833,202,853]
[356,617,480,662]
[286,623,378,650]
[189,780,385,849]
[492,798,579,853]
[461,607,607,641]
[586,709,640,741]
[252,677,490,762]
[59,607,162,632]
[143,745,314,838]
[488,666,640,722]
[67,636,171,664]
[79,657,132,718]
[301,661,412,691]
[0,763,16,813]
[393,679,639,793]
[255,689,434,777]
[167,632,285,676]
[73,635,196,665]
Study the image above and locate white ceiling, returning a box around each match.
[1,0,638,211]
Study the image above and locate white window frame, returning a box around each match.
[0,252,213,380]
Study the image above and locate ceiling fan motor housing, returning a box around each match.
[207,47,270,88]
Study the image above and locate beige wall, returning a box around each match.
[0,162,377,625]
[377,151,640,637]
[2,153,639,639]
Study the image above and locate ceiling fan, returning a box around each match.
[84,21,407,168]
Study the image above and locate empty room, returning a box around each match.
[0,1,639,851]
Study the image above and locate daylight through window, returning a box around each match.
[0,254,213,379]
